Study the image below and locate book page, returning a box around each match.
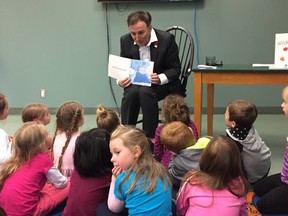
[108,54,154,86]
[130,59,153,86]
[108,54,130,80]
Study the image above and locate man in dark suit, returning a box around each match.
[118,11,182,138]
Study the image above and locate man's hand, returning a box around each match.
[118,77,132,88]
[150,73,160,85]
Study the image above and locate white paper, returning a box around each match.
[269,64,288,70]
[108,54,154,86]
[252,64,273,67]
[108,54,130,80]
[197,65,217,69]
[274,33,288,67]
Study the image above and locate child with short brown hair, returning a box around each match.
[21,103,51,125]
[161,121,209,191]
[225,99,271,184]
[154,94,198,168]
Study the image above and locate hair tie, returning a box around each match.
[33,118,39,122]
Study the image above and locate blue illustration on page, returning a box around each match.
[130,59,154,86]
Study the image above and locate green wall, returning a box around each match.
[0,0,287,112]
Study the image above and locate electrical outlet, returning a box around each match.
[40,89,46,98]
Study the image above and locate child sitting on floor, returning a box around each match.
[154,94,198,168]
[0,122,69,215]
[97,125,172,216]
[253,86,288,215]
[53,101,84,177]
[160,121,210,191]
[63,128,113,216]
[225,99,271,184]
[177,135,249,216]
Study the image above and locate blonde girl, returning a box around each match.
[53,101,84,177]
[0,93,12,167]
[0,122,69,216]
[103,125,172,215]
[96,104,120,133]
[21,103,51,125]
[176,135,249,216]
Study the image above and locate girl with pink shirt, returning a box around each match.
[0,122,69,216]
[53,101,84,177]
[176,135,249,216]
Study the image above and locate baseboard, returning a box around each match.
[8,107,282,115]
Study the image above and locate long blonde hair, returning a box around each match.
[111,125,171,194]
[52,102,83,171]
[0,122,47,190]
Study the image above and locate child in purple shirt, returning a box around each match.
[153,94,198,168]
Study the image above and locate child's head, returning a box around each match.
[0,93,9,121]
[110,125,171,194]
[160,121,196,154]
[161,94,190,125]
[110,125,151,171]
[182,135,248,197]
[199,135,246,188]
[74,128,113,178]
[96,104,120,133]
[225,100,258,128]
[21,103,51,125]
[281,86,288,116]
[13,122,52,159]
[55,101,84,133]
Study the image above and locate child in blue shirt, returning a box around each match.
[98,125,172,216]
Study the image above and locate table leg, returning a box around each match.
[207,84,214,136]
[194,72,202,136]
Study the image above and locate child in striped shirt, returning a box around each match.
[253,85,288,215]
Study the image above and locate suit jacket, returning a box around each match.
[120,28,183,99]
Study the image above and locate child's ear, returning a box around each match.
[133,146,142,158]
[230,121,237,128]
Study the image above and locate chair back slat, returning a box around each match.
[166,26,194,97]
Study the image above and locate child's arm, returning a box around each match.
[46,165,68,188]
[0,131,12,164]
[107,166,125,213]
[153,126,164,161]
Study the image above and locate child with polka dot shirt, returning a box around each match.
[225,99,271,184]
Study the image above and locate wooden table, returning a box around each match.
[193,64,288,136]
